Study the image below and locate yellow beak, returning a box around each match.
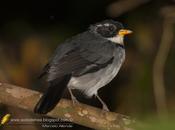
[118,29,133,36]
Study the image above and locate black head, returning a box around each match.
[89,19,124,38]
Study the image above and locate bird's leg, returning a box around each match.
[95,94,109,111]
[68,88,79,105]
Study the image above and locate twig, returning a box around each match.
[153,6,175,116]
[0,82,134,130]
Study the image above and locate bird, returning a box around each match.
[34,19,132,114]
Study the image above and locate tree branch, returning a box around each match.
[152,6,175,116]
[0,82,134,130]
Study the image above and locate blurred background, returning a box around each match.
[0,0,175,130]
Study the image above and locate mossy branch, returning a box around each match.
[0,82,134,130]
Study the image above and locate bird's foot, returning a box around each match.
[68,88,79,105]
[95,94,110,111]
[102,105,109,112]
[71,97,79,106]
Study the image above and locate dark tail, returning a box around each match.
[34,75,71,114]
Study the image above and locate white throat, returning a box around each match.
[107,35,124,45]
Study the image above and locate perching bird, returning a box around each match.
[34,19,132,114]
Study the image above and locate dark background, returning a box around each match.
[0,0,175,130]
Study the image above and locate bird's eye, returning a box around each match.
[108,25,115,32]
[96,24,116,38]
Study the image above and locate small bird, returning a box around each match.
[34,19,132,114]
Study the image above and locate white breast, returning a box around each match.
[67,49,125,97]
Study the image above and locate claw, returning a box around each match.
[95,93,110,111]
[68,88,79,105]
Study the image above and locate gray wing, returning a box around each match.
[39,31,115,81]
[47,46,114,81]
